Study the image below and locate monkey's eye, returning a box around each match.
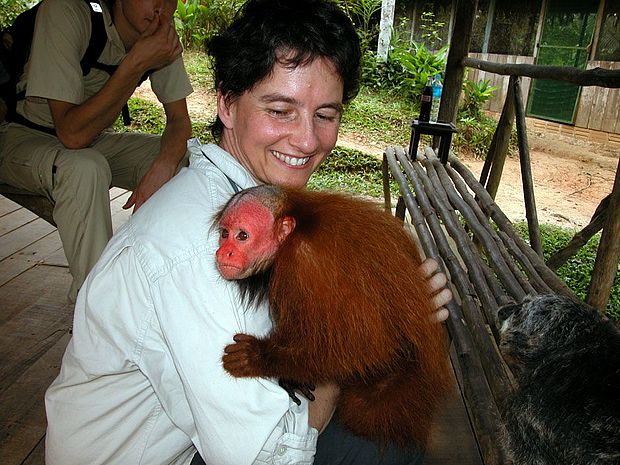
[220,229,229,239]
[236,230,249,241]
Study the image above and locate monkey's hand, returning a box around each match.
[222,333,266,378]
[279,378,316,405]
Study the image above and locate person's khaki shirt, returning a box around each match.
[18,0,193,128]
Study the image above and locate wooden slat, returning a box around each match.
[0,333,70,465]
[0,208,39,237]
[0,219,57,264]
[0,263,72,465]
[0,232,63,288]
[0,197,21,218]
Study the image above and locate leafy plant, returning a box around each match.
[174,0,242,50]
[362,42,448,101]
[461,78,498,118]
[336,0,382,54]
[0,0,29,29]
[174,0,209,49]
[419,11,445,51]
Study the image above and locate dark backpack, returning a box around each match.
[0,0,134,128]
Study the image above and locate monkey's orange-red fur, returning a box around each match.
[219,186,451,447]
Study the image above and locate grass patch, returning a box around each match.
[341,87,415,147]
[514,222,620,320]
[308,146,397,198]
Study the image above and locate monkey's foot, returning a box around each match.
[222,333,266,378]
[278,378,316,405]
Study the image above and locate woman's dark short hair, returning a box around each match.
[206,0,361,139]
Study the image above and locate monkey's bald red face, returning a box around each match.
[216,200,295,280]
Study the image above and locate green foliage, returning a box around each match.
[514,222,620,321]
[0,0,29,29]
[308,146,396,198]
[419,11,445,51]
[453,112,505,159]
[183,50,213,88]
[113,97,215,143]
[336,0,382,54]
[362,43,448,101]
[113,98,165,134]
[174,0,242,50]
[460,78,498,118]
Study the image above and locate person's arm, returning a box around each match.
[122,98,191,211]
[49,14,182,148]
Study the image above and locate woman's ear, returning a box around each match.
[217,89,235,129]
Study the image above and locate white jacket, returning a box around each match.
[45,141,317,465]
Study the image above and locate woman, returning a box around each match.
[45,1,451,464]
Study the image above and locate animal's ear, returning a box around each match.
[277,216,296,243]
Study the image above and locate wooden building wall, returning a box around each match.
[467,53,620,136]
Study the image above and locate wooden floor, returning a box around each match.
[0,189,483,465]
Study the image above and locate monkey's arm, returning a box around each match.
[223,333,332,383]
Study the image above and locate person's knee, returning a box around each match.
[54,148,112,188]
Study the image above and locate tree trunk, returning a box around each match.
[377,0,396,62]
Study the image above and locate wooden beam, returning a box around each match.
[481,75,516,200]
[440,0,478,124]
[513,77,542,257]
[587,157,620,311]
[462,57,620,88]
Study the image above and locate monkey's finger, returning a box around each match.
[432,308,450,323]
[419,258,440,278]
[431,288,453,309]
[428,271,448,293]
[233,333,256,343]
[223,343,247,354]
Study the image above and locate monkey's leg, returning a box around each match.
[337,364,439,448]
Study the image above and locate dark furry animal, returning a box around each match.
[498,294,620,465]
[216,185,451,447]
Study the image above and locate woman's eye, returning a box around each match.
[316,111,340,122]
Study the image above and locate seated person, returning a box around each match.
[45,0,452,464]
[0,0,192,301]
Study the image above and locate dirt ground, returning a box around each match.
[137,83,619,230]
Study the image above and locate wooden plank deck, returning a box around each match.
[0,190,483,465]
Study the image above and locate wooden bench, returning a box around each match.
[0,182,56,226]
[382,145,578,465]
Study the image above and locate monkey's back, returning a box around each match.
[270,189,448,378]
[270,189,451,446]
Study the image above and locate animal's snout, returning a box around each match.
[498,303,521,323]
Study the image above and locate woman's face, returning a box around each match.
[218,56,344,189]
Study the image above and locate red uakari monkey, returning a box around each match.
[215,184,451,448]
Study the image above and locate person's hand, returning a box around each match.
[129,13,182,73]
[123,158,176,211]
[420,258,452,322]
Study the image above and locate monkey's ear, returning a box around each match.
[277,216,296,243]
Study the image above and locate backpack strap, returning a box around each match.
[80,0,107,76]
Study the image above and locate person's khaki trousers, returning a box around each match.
[0,123,162,301]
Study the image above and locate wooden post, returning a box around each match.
[439,0,478,124]
[587,157,620,311]
[513,77,543,257]
[480,75,516,200]
[377,0,396,62]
